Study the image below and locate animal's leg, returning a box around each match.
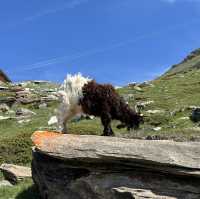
[57,103,71,134]
[101,112,114,136]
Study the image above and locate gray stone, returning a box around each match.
[0,164,31,184]
[0,104,10,113]
[152,127,162,131]
[0,116,11,121]
[16,108,36,117]
[48,116,58,125]
[136,101,154,110]
[134,86,143,92]
[39,103,47,109]
[191,108,200,122]
[18,119,31,124]
[17,98,40,105]
[31,131,200,199]
[41,95,58,102]
[146,110,165,114]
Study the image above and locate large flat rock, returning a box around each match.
[31,131,200,177]
[31,131,200,199]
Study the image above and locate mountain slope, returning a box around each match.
[164,48,200,76]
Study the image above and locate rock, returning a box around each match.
[39,103,47,109]
[31,131,200,199]
[16,90,32,98]
[122,94,134,102]
[48,116,58,125]
[32,80,50,84]
[146,110,165,114]
[41,95,58,102]
[0,97,16,107]
[178,117,189,120]
[190,108,200,122]
[139,81,154,88]
[0,104,10,113]
[187,106,200,110]
[114,86,122,89]
[0,116,11,121]
[18,119,31,124]
[0,86,9,91]
[128,82,137,87]
[17,98,40,105]
[0,164,31,184]
[0,180,13,187]
[133,86,143,92]
[16,108,36,117]
[136,101,154,110]
[86,115,95,120]
[152,127,162,131]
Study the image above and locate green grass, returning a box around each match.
[0,179,39,199]
[1,68,200,198]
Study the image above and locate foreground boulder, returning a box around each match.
[31,131,200,199]
[0,164,31,184]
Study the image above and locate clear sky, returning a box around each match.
[1,0,200,85]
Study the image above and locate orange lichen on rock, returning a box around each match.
[31,131,62,147]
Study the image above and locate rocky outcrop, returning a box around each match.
[31,131,200,199]
[0,164,31,184]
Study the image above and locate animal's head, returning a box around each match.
[117,111,144,131]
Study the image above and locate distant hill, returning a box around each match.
[164,48,200,76]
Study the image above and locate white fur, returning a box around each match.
[56,73,91,132]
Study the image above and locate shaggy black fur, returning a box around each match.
[79,81,143,136]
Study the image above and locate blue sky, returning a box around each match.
[1,0,200,85]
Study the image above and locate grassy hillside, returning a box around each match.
[1,56,200,198]
[164,48,200,75]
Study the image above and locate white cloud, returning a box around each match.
[24,0,88,22]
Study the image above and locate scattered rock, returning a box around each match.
[18,119,31,124]
[16,108,36,117]
[48,116,58,125]
[128,82,137,87]
[17,98,40,105]
[85,115,95,120]
[115,86,122,89]
[0,164,31,184]
[16,90,32,98]
[146,110,165,114]
[0,180,13,187]
[0,97,16,107]
[139,81,154,88]
[178,117,189,120]
[32,80,50,84]
[0,104,10,113]
[136,100,154,110]
[0,116,11,121]
[0,86,9,91]
[133,86,143,92]
[187,106,200,110]
[152,127,162,131]
[41,95,58,102]
[190,108,200,122]
[122,94,134,102]
[39,103,47,109]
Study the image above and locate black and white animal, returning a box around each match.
[57,73,143,136]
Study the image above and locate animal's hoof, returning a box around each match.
[101,132,115,136]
